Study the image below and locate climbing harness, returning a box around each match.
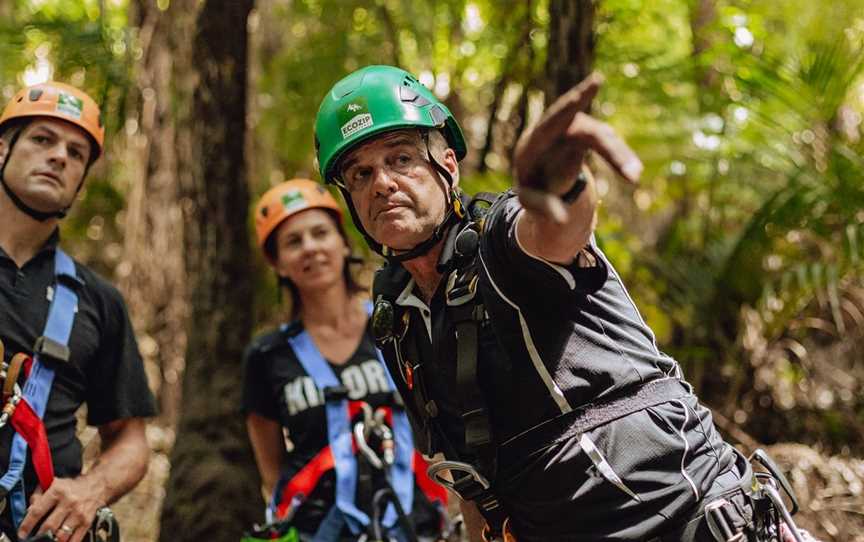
[259,302,452,542]
[0,249,79,526]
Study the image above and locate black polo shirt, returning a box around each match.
[373,192,740,540]
[0,231,156,497]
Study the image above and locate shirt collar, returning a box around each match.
[0,228,60,264]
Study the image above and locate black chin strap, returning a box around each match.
[0,124,74,222]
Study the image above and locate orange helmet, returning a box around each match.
[0,81,104,159]
[254,178,343,254]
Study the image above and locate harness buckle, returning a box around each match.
[704,499,744,542]
[322,385,349,402]
[56,273,84,291]
[446,269,478,307]
[32,336,70,364]
[427,460,490,500]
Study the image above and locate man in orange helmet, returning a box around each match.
[0,82,156,542]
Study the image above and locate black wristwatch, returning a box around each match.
[560,171,588,204]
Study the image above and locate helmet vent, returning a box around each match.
[28,89,43,101]
[429,105,447,125]
[399,86,431,107]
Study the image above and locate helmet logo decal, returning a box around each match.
[281,190,306,211]
[56,92,84,119]
[339,97,373,139]
[341,113,373,139]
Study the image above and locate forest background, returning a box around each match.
[0,0,862,540]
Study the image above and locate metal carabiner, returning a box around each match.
[354,421,384,470]
[749,449,799,515]
[0,384,22,429]
[88,507,118,542]
[761,485,805,542]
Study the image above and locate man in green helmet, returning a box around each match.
[314,66,814,542]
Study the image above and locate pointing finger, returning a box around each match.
[565,114,642,184]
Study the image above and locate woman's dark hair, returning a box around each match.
[263,210,365,321]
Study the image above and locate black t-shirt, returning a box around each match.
[0,233,157,506]
[373,192,738,539]
[242,321,442,538]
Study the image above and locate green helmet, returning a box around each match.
[315,65,467,184]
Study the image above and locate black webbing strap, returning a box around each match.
[499,377,690,467]
[452,302,492,451]
[445,258,507,535]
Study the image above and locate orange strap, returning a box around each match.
[4,353,29,403]
[482,518,517,542]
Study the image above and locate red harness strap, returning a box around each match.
[412,453,448,505]
[10,399,54,490]
[274,445,336,520]
[274,400,448,519]
[8,356,54,491]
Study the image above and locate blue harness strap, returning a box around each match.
[286,303,415,537]
[0,248,79,526]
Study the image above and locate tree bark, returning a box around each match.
[121,0,190,431]
[545,0,596,101]
[158,1,260,540]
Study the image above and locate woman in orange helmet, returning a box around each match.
[242,179,448,542]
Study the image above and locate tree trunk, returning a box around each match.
[545,0,596,101]
[158,1,260,540]
[121,0,190,431]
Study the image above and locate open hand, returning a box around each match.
[18,477,104,542]
[513,73,642,222]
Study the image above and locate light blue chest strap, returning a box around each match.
[287,304,414,536]
[0,248,79,526]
